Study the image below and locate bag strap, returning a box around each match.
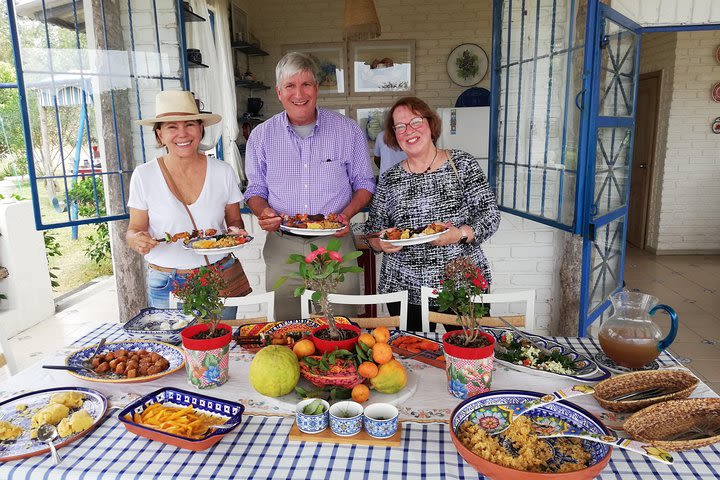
[157,157,211,266]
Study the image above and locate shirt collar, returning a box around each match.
[282,107,321,133]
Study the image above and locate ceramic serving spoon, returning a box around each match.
[489,384,596,435]
[532,421,674,464]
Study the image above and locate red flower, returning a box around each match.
[304,251,319,263]
[328,251,343,262]
[200,277,208,286]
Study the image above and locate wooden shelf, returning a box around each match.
[183,8,206,22]
[231,41,269,56]
[235,79,270,90]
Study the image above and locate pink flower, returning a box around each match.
[432,289,438,295]
[315,247,327,255]
[304,251,319,263]
[200,277,208,286]
[328,251,343,262]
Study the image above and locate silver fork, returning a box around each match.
[663,415,720,441]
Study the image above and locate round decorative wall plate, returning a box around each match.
[712,81,720,103]
[447,43,488,87]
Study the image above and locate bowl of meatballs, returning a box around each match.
[64,341,186,383]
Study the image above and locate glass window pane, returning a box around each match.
[588,215,625,315]
[598,19,637,117]
[593,127,631,218]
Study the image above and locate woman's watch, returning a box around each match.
[458,227,468,245]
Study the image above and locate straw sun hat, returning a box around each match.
[136,90,221,126]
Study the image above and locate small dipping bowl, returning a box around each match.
[329,401,364,437]
[295,398,330,434]
[363,403,399,439]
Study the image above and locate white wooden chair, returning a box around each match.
[300,290,408,330]
[169,291,275,327]
[420,286,536,333]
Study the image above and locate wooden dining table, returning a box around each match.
[0,322,718,479]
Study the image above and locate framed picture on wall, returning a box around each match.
[282,43,346,95]
[321,105,349,116]
[230,3,248,43]
[353,106,390,149]
[350,40,415,94]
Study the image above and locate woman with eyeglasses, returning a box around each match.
[365,96,500,331]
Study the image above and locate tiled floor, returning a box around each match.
[624,245,720,394]
[2,247,719,392]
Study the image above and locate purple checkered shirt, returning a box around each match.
[244,108,375,215]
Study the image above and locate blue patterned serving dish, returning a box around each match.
[363,403,399,439]
[450,390,612,479]
[295,398,330,434]
[124,308,196,344]
[329,401,363,437]
[118,387,244,451]
[486,327,611,383]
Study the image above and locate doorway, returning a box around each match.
[627,71,661,249]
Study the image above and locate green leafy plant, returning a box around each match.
[68,177,110,263]
[274,238,363,340]
[172,266,227,337]
[43,230,63,289]
[85,222,110,264]
[435,257,489,345]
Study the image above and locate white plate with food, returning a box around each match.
[381,229,448,246]
[182,235,253,255]
[0,387,108,462]
[280,225,344,236]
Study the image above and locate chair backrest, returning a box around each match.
[301,290,408,330]
[420,286,536,332]
[169,291,275,327]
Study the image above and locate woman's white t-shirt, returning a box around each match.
[127,157,244,269]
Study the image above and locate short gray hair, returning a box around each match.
[275,52,319,86]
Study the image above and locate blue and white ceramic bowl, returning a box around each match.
[124,308,196,344]
[363,403,399,439]
[329,401,363,437]
[295,398,330,434]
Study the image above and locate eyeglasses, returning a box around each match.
[392,116,425,134]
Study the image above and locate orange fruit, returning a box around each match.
[372,342,394,365]
[372,326,390,344]
[292,338,315,359]
[351,384,370,403]
[358,333,376,348]
[357,361,379,379]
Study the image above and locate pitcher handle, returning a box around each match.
[650,304,678,352]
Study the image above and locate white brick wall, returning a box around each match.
[642,31,720,253]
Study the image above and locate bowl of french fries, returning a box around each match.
[118,387,245,451]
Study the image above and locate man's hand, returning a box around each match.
[333,213,350,237]
[258,207,282,232]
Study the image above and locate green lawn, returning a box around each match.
[16,180,114,296]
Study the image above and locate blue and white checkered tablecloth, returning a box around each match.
[0,324,718,479]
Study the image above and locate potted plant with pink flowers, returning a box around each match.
[275,238,363,351]
[435,257,495,399]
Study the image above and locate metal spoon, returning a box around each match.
[37,424,61,465]
[532,421,674,464]
[488,385,596,436]
[90,338,107,358]
[495,317,553,356]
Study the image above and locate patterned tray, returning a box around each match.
[388,331,445,369]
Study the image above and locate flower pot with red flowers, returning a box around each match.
[173,266,232,389]
[436,257,495,399]
[275,238,363,352]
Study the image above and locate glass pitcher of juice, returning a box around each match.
[598,291,678,368]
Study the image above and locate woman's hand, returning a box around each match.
[370,230,403,254]
[431,223,466,246]
[258,207,282,232]
[128,231,158,255]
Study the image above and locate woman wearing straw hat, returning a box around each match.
[126,90,249,308]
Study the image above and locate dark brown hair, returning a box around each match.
[383,96,441,150]
[153,119,204,148]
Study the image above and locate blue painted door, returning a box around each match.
[577,4,642,335]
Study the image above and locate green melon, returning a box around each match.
[249,345,300,397]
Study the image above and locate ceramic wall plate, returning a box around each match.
[0,387,107,462]
[183,235,253,255]
[450,390,611,478]
[388,331,445,368]
[280,225,344,236]
[118,387,244,451]
[592,352,659,374]
[381,229,448,247]
[447,43,488,87]
[64,341,185,383]
[485,327,611,383]
[124,308,196,344]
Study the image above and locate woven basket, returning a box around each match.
[593,369,699,413]
[624,398,720,451]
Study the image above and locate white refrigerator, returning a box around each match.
[436,106,490,172]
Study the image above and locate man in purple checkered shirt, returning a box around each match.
[245,52,375,320]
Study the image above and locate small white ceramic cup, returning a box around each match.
[295,398,330,434]
[363,403,399,438]
[329,401,364,437]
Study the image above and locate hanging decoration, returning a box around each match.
[343,0,381,41]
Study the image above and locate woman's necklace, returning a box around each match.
[407,147,439,174]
